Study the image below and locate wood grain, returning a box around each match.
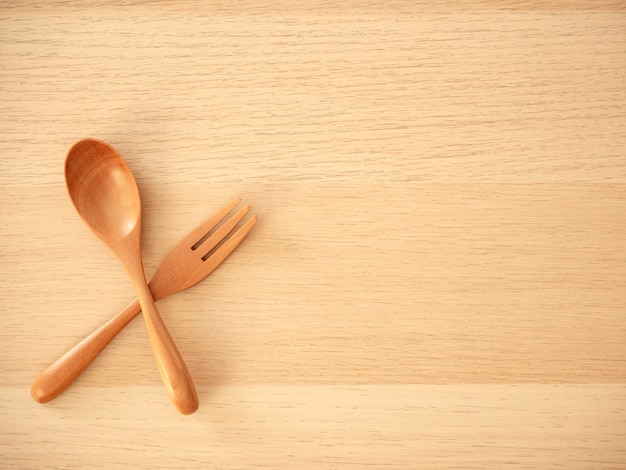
[1,1,625,468]
[2,385,626,469]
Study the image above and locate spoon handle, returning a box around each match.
[133,278,199,415]
[30,299,141,403]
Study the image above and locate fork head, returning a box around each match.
[148,199,257,300]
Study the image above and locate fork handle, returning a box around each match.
[30,299,141,403]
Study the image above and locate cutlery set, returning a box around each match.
[30,138,257,415]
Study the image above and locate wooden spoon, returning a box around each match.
[64,138,198,415]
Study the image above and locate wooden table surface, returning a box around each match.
[1,1,625,468]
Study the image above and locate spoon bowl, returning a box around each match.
[65,138,199,415]
[65,139,140,240]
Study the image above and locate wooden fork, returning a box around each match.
[31,198,257,403]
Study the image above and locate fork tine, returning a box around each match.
[174,213,257,293]
[188,198,241,250]
[198,204,251,257]
[202,215,258,272]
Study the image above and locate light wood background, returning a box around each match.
[1,1,625,468]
